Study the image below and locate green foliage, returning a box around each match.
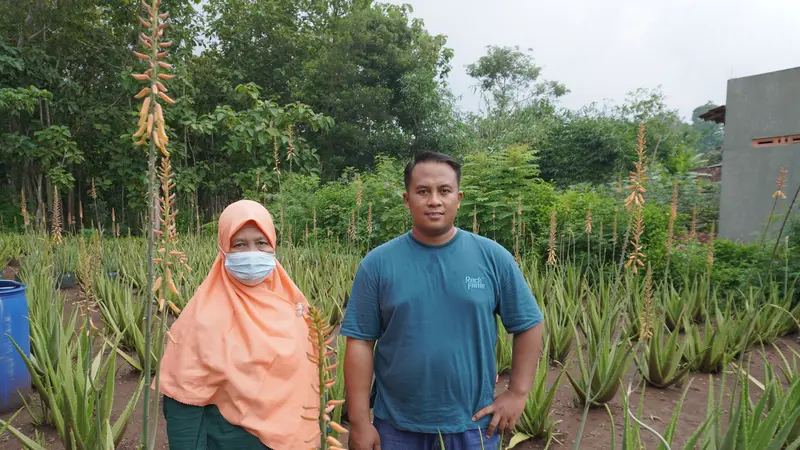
[508,342,564,449]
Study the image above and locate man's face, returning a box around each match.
[403,161,463,237]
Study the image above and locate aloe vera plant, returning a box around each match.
[0,328,144,449]
[543,283,576,364]
[566,319,633,407]
[659,282,685,332]
[508,341,565,449]
[684,358,800,450]
[610,377,697,450]
[634,320,690,389]
[496,317,514,375]
[94,274,154,373]
[759,349,800,446]
[680,273,710,323]
[683,313,733,373]
[739,285,785,346]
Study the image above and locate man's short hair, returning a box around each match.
[403,151,462,191]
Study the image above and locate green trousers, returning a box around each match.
[162,395,271,450]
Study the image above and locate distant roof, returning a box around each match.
[699,105,726,124]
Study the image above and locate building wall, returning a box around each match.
[719,67,800,242]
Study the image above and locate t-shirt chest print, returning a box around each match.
[464,276,487,290]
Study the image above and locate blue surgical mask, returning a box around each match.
[223,251,277,286]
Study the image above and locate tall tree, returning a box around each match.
[293,1,455,177]
[691,101,724,155]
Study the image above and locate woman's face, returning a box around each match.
[229,223,275,253]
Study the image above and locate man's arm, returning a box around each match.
[344,337,375,425]
[473,246,546,437]
[339,259,383,449]
[508,321,544,397]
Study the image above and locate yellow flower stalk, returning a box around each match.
[52,185,62,246]
[773,167,788,199]
[131,0,175,158]
[706,223,715,268]
[624,124,648,211]
[20,188,29,227]
[302,305,347,449]
[585,205,592,234]
[272,120,281,175]
[666,179,678,251]
[547,207,557,266]
[472,205,478,234]
[762,167,789,245]
[625,207,646,274]
[131,1,181,447]
[287,124,296,161]
[639,265,654,341]
[624,123,647,274]
[367,202,373,238]
[355,174,363,209]
[612,207,618,245]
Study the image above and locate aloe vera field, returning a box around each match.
[1,0,800,449]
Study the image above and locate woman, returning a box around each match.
[157,200,319,450]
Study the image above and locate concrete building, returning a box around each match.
[700,67,800,243]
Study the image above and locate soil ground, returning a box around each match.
[1,274,798,450]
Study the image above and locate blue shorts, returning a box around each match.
[374,417,501,450]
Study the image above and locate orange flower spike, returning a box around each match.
[135,87,151,99]
[329,421,348,434]
[158,92,176,104]
[327,436,345,447]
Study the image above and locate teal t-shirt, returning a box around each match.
[340,228,543,434]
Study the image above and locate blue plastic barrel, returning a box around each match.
[0,280,31,413]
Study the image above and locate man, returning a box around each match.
[341,151,544,450]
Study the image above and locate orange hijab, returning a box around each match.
[157,200,319,449]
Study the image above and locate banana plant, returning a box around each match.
[508,341,566,450]
[634,319,690,389]
[566,318,633,407]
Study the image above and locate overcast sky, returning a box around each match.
[384,0,800,122]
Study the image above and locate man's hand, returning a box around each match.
[348,420,381,450]
[472,389,527,438]
[344,337,380,449]
[473,322,544,437]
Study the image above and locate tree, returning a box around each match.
[691,102,724,155]
[465,45,567,154]
[293,2,456,177]
[466,45,567,116]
